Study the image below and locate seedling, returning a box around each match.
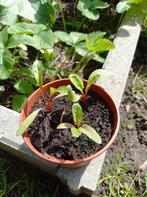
[69,69,111,103]
[57,103,102,144]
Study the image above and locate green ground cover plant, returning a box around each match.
[0,0,147,112]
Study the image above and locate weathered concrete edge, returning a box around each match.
[0,105,58,174]
[57,10,144,196]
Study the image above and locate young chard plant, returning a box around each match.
[57,103,102,144]
[69,69,111,103]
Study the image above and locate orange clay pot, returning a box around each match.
[20,79,120,168]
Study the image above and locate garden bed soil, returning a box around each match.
[28,91,113,160]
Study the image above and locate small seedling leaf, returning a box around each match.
[16,109,41,136]
[80,124,102,144]
[57,86,68,94]
[72,103,83,127]
[57,123,75,129]
[67,85,81,103]
[86,69,112,93]
[50,87,57,96]
[69,74,84,93]
[71,128,81,137]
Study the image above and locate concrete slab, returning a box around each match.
[0,8,144,196]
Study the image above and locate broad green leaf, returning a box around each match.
[16,109,41,136]
[70,32,87,45]
[72,103,83,127]
[116,1,131,13]
[19,67,37,86]
[71,128,81,137]
[8,23,46,35]
[79,124,102,144]
[33,30,55,50]
[12,95,27,112]
[87,31,106,45]
[89,0,109,10]
[0,27,8,46]
[67,85,81,103]
[86,69,112,93]
[7,34,39,49]
[55,31,72,46]
[77,0,100,20]
[75,42,88,57]
[57,123,75,129]
[0,0,55,25]
[14,80,33,95]
[87,38,115,52]
[69,74,84,93]
[0,47,13,80]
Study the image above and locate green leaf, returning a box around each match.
[116,1,131,13]
[33,30,55,50]
[0,0,55,25]
[71,128,81,137]
[87,31,106,45]
[0,47,13,80]
[14,80,33,95]
[72,103,83,127]
[32,60,43,87]
[12,95,27,112]
[77,0,109,20]
[8,23,46,35]
[69,74,84,94]
[57,123,75,129]
[7,34,38,49]
[70,32,87,45]
[16,109,41,136]
[67,85,81,103]
[0,27,8,46]
[75,42,88,57]
[55,31,72,46]
[57,86,68,94]
[50,87,57,96]
[86,69,112,93]
[79,124,102,144]
[77,0,100,20]
[87,38,115,52]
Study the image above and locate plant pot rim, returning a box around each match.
[21,78,120,168]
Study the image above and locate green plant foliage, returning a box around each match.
[72,103,83,127]
[12,95,27,112]
[8,23,47,35]
[55,31,87,46]
[16,109,41,136]
[77,0,109,20]
[86,38,115,52]
[69,74,84,93]
[7,29,55,50]
[0,27,14,80]
[0,0,56,25]
[14,80,34,95]
[67,85,81,103]
[79,124,102,144]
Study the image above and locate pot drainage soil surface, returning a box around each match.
[28,91,113,160]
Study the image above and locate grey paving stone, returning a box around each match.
[0,8,144,196]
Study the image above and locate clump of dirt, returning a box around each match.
[28,91,114,160]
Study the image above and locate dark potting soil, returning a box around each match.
[28,91,114,160]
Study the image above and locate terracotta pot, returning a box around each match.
[20,79,120,168]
